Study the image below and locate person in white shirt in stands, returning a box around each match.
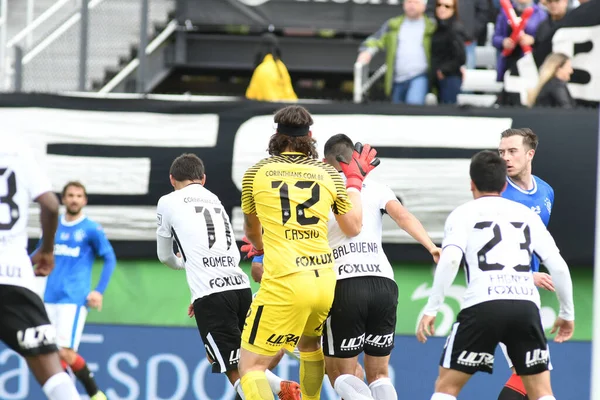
[156,153,299,400]
[417,150,574,400]
[0,138,80,399]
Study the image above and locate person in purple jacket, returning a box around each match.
[492,0,547,83]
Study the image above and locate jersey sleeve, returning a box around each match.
[378,184,399,211]
[241,165,258,215]
[21,144,52,201]
[326,166,352,215]
[441,208,468,252]
[529,211,560,261]
[89,223,115,257]
[156,197,172,238]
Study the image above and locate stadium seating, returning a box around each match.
[6,0,503,104]
[6,0,173,92]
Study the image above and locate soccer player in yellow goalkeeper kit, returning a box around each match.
[239,105,380,400]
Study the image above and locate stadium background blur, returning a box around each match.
[0,0,598,399]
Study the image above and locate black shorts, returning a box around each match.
[194,288,252,373]
[440,300,549,376]
[0,284,58,357]
[323,276,398,358]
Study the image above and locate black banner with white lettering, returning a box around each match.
[0,94,597,265]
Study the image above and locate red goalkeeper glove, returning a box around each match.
[336,142,380,191]
[241,236,264,259]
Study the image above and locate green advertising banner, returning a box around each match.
[85,261,593,341]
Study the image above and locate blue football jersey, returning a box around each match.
[44,216,115,305]
[502,175,554,272]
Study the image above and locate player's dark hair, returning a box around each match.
[470,151,507,193]
[61,181,87,198]
[169,153,205,182]
[324,134,354,165]
[268,105,318,159]
[500,128,539,151]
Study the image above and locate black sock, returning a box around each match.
[498,386,529,400]
[73,364,99,397]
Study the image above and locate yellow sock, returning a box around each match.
[299,348,325,400]
[241,371,275,400]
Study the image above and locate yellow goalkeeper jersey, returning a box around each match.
[241,152,352,280]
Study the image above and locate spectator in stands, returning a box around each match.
[492,0,547,83]
[428,0,489,68]
[357,0,436,105]
[528,52,575,107]
[533,0,569,66]
[431,0,467,103]
[245,33,298,102]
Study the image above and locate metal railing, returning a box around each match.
[2,0,174,93]
[0,0,7,88]
[98,19,177,94]
[353,54,387,104]
[3,0,81,90]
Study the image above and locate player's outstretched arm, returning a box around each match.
[385,200,440,262]
[417,245,463,343]
[32,192,60,276]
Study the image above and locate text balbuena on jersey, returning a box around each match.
[156,184,250,301]
[0,139,52,290]
[328,177,396,281]
[241,152,352,280]
[443,196,560,311]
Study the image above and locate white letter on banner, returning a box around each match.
[147,354,188,400]
[106,352,140,400]
[552,25,600,102]
[192,358,234,400]
[0,350,28,400]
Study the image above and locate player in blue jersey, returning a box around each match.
[497,128,555,400]
[36,181,116,400]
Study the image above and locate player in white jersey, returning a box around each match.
[156,153,298,400]
[417,151,575,400]
[0,139,80,399]
[322,134,441,400]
